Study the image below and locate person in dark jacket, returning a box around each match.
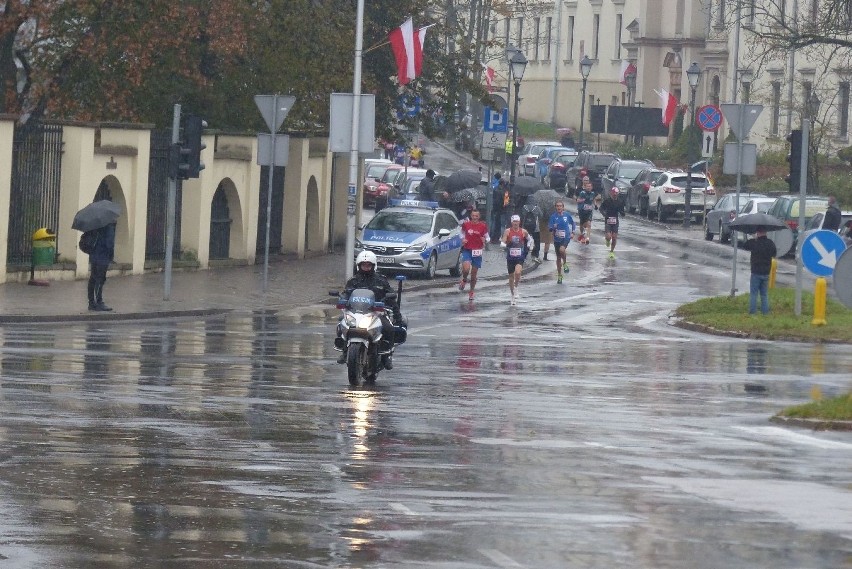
[87,223,116,311]
[741,226,777,315]
[418,169,446,204]
[823,196,842,231]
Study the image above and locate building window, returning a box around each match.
[810,0,819,21]
[615,14,623,59]
[742,82,751,104]
[716,0,725,26]
[516,17,524,52]
[779,0,787,25]
[771,81,781,135]
[803,81,813,108]
[504,18,510,47]
[545,17,552,60]
[593,14,600,59]
[839,82,850,137]
[568,16,575,60]
[533,17,540,60]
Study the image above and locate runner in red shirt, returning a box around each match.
[458,209,490,301]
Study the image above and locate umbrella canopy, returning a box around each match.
[450,186,487,204]
[728,212,787,234]
[511,176,545,197]
[436,169,482,193]
[526,189,562,218]
[72,200,122,232]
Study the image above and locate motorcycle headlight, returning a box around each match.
[344,314,357,327]
[406,241,427,252]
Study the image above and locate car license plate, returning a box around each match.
[377,256,394,264]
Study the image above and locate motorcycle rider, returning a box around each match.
[337,251,401,369]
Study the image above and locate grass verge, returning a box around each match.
[674,286,852,343]
[677,287,852,425]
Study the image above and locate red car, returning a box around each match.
[362,160,395,207]
[364,163,402,208]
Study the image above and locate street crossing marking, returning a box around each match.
[479,549,527,568]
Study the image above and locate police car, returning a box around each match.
[355,200,463,279]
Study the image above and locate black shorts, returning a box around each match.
[507,259,524,273]
[605,223,619,234]
[578,212,592,223]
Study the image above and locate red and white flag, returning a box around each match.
[484,65,496,92]
[389,18,428,85]
[619,61,637,85]
[655,88,678,127]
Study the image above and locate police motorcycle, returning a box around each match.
[330,269,407,387]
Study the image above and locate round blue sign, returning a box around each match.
[801,230,847,277]
[696,105,723,132]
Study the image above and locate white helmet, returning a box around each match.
[355,250,377,269]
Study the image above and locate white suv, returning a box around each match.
[647,170,717,222]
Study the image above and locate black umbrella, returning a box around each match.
[450,186,487,203]
[436,169,482,193]
[511,176,545,197]
[72,200,122,232]
[526,189,562,218]
[728,212,787,234]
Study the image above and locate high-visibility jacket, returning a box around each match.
[505,139,513,154]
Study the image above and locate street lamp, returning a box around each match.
[683,62,702,229]
[624,64,637,144]
[508,50,528,196]
[504,44,520,168]
[578,55,594,149]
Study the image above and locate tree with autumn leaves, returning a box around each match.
[0,0,499,139]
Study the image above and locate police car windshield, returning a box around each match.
[367,211,433,233]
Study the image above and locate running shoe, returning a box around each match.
[510,295,516,306]
[563,261,570,274]
[557,274,563,284]
[458,278,467,291]
[533,256,542,264]
[609,251,615,259]
[514,290,519,302]
[468,291,475,301]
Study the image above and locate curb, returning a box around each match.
[0,307,232,325]
[769,415,852,431]
[671,317,852,345]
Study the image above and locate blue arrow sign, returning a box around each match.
[801,230,847,277]
[483,108,509,133]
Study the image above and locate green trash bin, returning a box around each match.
[31,227,56,266]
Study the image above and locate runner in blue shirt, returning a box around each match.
[547,200,576,284]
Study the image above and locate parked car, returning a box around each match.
[799,207,852,251]
[371,165,404,211]
[535,147,575,181]
[602,159,654,209]
[383,168,430,208]
[703,192,767,243]
[647,170,717,222]
[626,167,664,216]
[516,141,561,177]
[565,151,620,197]
[765,195,830,248]
[354,202,462,279]
[732,197,777,243]
[545,153,579,191]
[362,159,394,207]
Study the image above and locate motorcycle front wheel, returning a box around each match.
[347,343,366,386]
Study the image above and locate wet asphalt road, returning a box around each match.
[0,216,850,568]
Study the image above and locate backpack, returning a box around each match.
[78,230,98,254]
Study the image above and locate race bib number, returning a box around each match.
[509,247,522,257]
[471,249,483,257]
[607,217,618,224]
[555,230,566,239]
[583,203,593,211]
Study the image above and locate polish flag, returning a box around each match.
[655,88,679,127]
[389,18,428,85]
[619,61,637,85]
[484,66,496,92]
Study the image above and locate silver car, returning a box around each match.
[704,192,767,243]
[355,203,463,279]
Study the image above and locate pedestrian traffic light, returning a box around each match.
[785,129,802,192]
[184,115,207,178]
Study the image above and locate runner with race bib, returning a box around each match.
[459,209,490,301]
[501,214,535,306]
[548,200,576,284]
[598,187,624,259]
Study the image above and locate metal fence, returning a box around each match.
[7,122,64,265]
[145,130,181,261]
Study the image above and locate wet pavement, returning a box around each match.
[0,139,849,568]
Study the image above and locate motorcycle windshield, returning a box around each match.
[348,289,376,313]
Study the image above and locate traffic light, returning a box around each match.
[784,129,802,192]
[184,115,207,178]
[168,142,191,180]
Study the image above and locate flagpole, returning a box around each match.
[345,0,365,280]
